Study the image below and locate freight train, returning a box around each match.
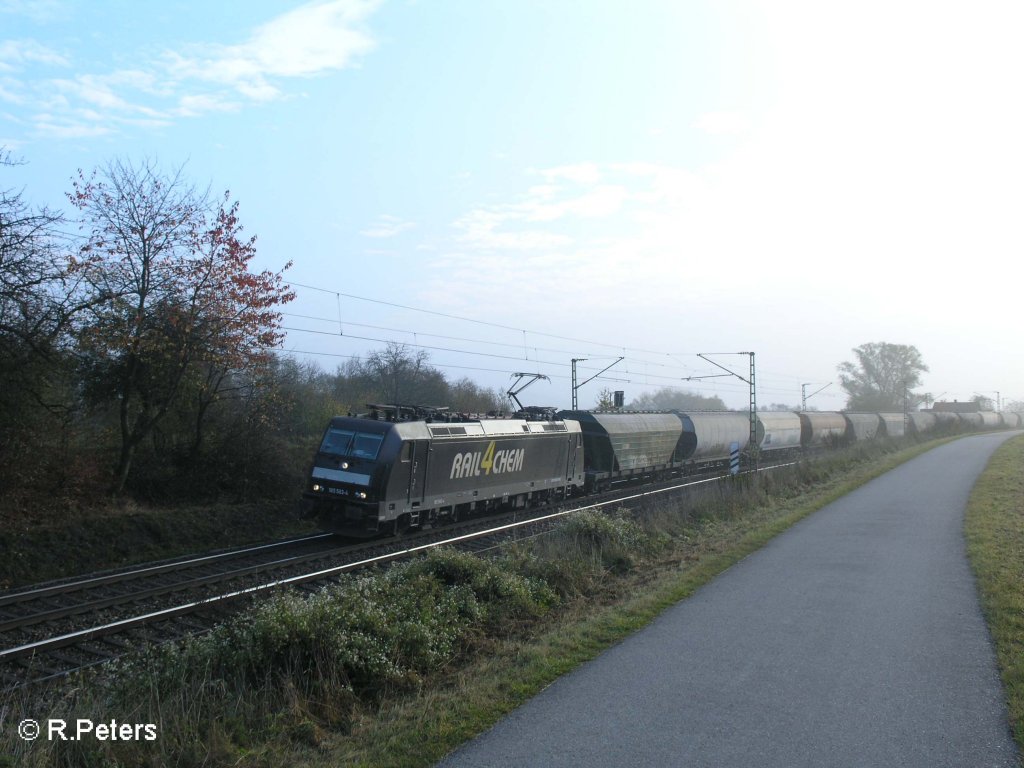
[301,404,1019,537]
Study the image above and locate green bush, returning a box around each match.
[115,570,479,704]
[401,548,558,629]
[90,550,557,757]
[552,509,654,573]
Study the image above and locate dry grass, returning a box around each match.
[965,434,1024,755]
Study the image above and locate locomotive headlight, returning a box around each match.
[312,484,322,492]
[356,491,367,499]
[341,461,349,470]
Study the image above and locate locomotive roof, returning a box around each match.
[328,414,580,440]
[424,419,577,438]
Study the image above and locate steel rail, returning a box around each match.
[0,542,364,634]
[0,532,331,610]
[1,461,797,667]
[0,532,336,609]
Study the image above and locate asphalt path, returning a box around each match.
[438,433,1022,767]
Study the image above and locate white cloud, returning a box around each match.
[528,185,629,222]
[32,116,112,139]
[0,79,26,105]
[694,110,750,136]
[8,0,382,141]
[0,1,66,23]
[361,214,416,239]
[52,77,133,111]
[165,0,379,103]
[448,164,705,266]
[175,93,241,117]
[539,162,602,185]
[453,206,573,251]
[0,39,68,71]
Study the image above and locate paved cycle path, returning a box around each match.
[439,433,1021,767]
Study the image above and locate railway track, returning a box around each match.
[0,461,794,690]
[0,532,339,631]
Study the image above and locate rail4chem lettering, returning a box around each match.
[450,441,525,479]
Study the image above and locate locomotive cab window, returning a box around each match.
[351,433,383,459]
[319,429,384,460]
[320,429,355,455]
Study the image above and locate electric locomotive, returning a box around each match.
[301,405,585,537]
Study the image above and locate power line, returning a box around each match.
[280,325,574,368]
[282,326,813,396]
[287,280,695,358]
[284,283,845,400]
[277,336,809,400]
[280,308,731,377]
[281,311,590,358]
[281,325,749,388]
[280,349,600,384]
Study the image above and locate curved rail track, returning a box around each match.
[0,461,796,690]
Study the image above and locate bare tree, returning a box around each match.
[448,377,504,413]
[364,342,447,406]
[0,151,71,382]
[68,158,293,494]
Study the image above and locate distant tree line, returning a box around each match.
[628,387,726,411]
[591,386,726,411]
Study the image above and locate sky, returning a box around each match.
[2,0,1022,411]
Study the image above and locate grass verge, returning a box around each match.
[965,433,1024,756]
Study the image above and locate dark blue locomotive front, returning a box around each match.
[302,411,585,537]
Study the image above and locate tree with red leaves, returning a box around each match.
[68,158,293,494]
